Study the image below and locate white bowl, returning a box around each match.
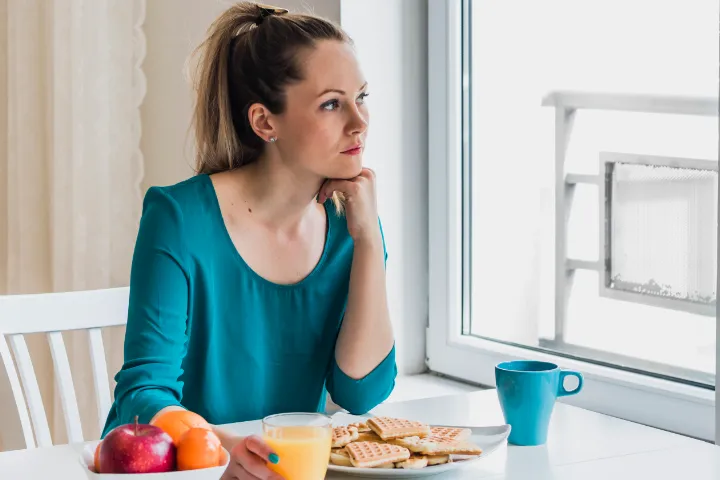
[80,440,230,479]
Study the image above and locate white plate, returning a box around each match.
[327,413,510,478]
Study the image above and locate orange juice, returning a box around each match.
[263,426,331,480]
[262,413,333,480]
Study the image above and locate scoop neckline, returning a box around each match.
[201,173,334,290]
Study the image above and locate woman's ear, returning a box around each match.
[248,103,277,142]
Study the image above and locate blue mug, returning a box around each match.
[495,360,583,446]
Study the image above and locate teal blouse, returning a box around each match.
[101,174,396,437]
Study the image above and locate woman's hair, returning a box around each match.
[190,3,350,192]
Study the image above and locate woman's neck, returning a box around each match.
[231,157,325,230]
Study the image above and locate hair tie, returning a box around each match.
[255,3,289,25]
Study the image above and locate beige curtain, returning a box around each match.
[0,0,146,449]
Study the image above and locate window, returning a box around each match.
[428,0,718,441]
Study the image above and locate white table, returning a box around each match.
[1,390,718,479]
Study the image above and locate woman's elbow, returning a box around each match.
[332,381,395,415]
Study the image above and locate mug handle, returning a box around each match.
[557,370,583,397]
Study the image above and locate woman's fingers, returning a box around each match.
[244,435,280,465]
[359,167,375,179]
[317,168,377,203]
[230,436,284,480]
[319,179,357,203]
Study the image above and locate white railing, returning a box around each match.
[542,91,719,344]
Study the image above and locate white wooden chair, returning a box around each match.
[0,287,128,450]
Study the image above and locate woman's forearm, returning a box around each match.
[334,235,394,379]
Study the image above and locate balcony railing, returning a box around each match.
[542,91,718,346]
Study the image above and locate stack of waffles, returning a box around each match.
[329,416,483,470]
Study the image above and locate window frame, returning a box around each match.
[426,0,718,443]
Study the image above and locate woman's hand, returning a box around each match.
[318,168,381,245]
[219,434,284,480]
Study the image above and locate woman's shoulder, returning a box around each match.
[136,175,217,266]
[142,174,214,221]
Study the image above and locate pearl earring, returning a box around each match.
[269,136,277,143]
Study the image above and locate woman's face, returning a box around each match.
[272,40,369,181]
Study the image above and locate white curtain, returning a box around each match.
[0,0,146,449]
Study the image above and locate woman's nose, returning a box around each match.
[347,106,368,135]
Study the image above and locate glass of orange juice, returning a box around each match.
[262,412,332,480]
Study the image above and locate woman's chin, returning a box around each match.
[331,158,363,179]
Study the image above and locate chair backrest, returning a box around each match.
[0,287,128,449]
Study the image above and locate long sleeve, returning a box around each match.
[325,346,397,415]
[325,217,397,414]
[109,187,189,430]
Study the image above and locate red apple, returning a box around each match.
[99,417,176,473]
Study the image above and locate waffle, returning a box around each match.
[346,441,411,468]
[430,426,472,442]
[329,448,352,467]
[393,435,483,456]
[367,416,431,440]
[348,421,372,433]
[355,431,383,443]
[332,426,359,448]
[427,454,451,466]
[395,454,429,469]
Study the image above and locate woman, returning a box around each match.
[101,2,396,478]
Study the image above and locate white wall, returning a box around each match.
[340,0,429,375]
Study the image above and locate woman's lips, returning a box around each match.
[341,145,362,155]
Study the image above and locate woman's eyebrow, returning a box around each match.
[317,82,368,97]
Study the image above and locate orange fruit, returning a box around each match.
[93,442,102,472]
[176,428,222,471]
[150,410,211,445]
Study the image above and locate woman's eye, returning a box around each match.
[321,99,340,111]
[321,93,369,111]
